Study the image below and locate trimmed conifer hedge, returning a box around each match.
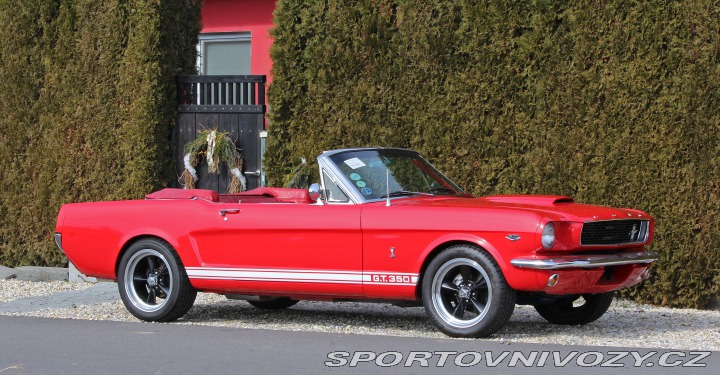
[0,0,201,267]
[265,0,720,308]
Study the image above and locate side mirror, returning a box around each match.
[308,183,323,203]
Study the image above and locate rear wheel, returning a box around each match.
[247,298,299,310]
[118,239,196,322]
[422,245,516,338]
[534,292,614,325]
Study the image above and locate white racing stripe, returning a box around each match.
[186,267,418,286]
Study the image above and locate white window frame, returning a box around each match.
[197,32,252,75]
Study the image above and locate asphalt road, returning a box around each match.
[0,316,717,374]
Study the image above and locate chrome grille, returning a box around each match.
[581,220,649,246]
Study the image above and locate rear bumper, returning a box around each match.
[510,252,658,270]
[54,233,64,254]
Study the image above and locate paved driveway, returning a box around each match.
[0,315,717,374]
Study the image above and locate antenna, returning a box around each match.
[386,169,391,207]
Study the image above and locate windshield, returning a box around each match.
[328,149,466,201]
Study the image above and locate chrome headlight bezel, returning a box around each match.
[541,222,556,249]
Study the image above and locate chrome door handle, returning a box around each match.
[219,209,241,216]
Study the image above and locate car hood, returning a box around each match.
[388,195,648,222]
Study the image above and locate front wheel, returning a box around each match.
[118,239,197,322]
[422,245,516,338]
[534,292,614,325]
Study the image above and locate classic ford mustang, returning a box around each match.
[55,148,657,337]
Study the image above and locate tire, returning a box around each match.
[422,245,516,338]
[534,292,614,325]
[118,238,197,322]
[247,298,299,310]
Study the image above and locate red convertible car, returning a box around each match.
[55,148,657,337]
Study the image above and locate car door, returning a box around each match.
[360,202,431,300]
[188,192,363,297]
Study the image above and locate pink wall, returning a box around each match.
[201,0,275,84]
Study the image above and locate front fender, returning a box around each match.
[416,233,542,292]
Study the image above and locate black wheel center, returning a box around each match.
[147,273,158,287]
[458,283,473,299]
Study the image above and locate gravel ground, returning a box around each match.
[0,280,92,302]
[2,280,718,351]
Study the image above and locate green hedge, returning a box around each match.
[265,0,720,308]
[0,0,201,267]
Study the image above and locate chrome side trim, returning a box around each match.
[510,252,658,270]
[318,150,383,204]
[317,158,360,204]
[54,233,63,253]
[320,147,412,158]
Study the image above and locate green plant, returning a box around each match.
[0,0,201,267]
[180,128,245,193]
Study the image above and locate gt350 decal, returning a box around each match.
[185,267,418,286]
[363,273,419,286]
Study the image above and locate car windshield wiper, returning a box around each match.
[380,190,434,198]
[427,187,458,195]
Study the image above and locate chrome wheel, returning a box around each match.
[118,239,196,322]
[123,249,174,313]
[431,258,493,328]
[422,245,515,337]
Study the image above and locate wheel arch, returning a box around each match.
[414,237,509,299]
[115,234,178,279]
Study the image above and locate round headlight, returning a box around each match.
[541,222,555,249]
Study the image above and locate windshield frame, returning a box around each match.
[317,148,468,204]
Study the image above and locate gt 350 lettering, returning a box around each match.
[370,274,412,283]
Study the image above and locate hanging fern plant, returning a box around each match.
[180,128,246,193]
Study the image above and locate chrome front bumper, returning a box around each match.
[510,252,658,270]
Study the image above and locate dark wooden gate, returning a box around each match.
[176,75,266,192]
